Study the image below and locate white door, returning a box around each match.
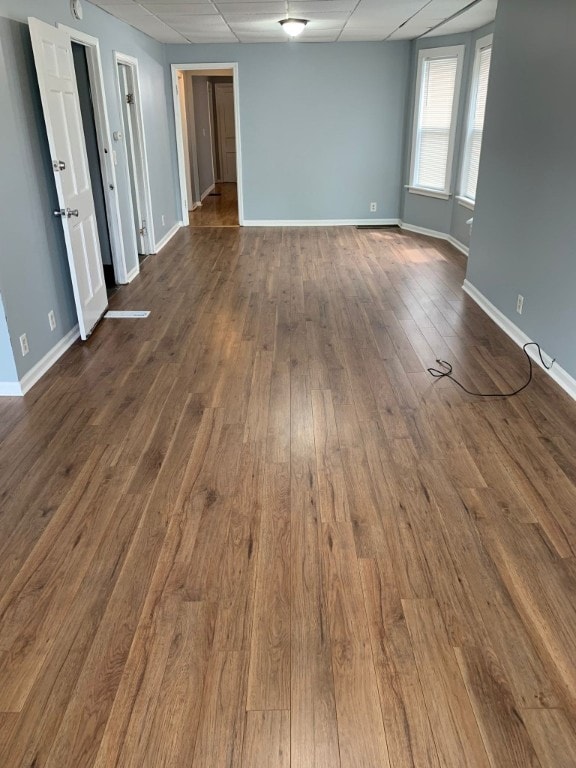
[29,18,107,339]
[215,83,237,183]
[118,63,146,254]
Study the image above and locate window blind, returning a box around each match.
[414,56,459,192]
[463,44,492,200]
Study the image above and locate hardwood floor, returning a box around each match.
[189,182,239,227]
[1,224,576,767]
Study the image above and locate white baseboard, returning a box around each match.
[200,183,216,202]
[0,380,23,397]
[463,280,576,402]
[399,221,469,256]
[6,325,80,397]
[242,218,401,227]
[154,222,181,254]
[126,264,140,283]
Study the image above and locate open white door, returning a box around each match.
[215,83,237,183]
[29,17,107,339]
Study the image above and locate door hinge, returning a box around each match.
[140,219,147,236]
[126,93,135,105]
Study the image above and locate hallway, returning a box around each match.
[189,182,239,227]
[1,225,576,767]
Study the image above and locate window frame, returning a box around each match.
[408,44,466,200]
[458,33,493,209]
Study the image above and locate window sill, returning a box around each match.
[406,186,451,201]
[456,196,475,211]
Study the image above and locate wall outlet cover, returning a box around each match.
[19,333,29,356]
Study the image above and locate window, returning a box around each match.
[409,45,465,199]
[460,35,493,205]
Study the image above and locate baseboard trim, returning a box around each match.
[126,265,140,283]
[0,380,23,397]
[200,183,216,202]
[463,279,576,402]
[154,223,181,254]
[399,221,469,256]
[14,325,80,397]
[242,218,401,227]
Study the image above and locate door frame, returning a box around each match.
[171,63,244,226]
[114,51,156,256]
[58,25,129,284]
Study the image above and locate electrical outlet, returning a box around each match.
[370,202,377,212]
[516,294,524,314]
[48,310,56,331]
[19,333,29,357]
[161,214,166,226]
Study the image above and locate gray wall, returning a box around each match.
[166,43,410,221]
[191,75,215,198]
[466,0,576,379]
[400,24,494,247]
[0,0,179,381]
[0,294,18,383]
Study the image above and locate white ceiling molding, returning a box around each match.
[87,0,497,44]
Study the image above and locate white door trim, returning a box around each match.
[171,63,244,226]
[58,24,128,283]
[114,51,156,255]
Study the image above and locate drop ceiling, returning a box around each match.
[87,0,497,44]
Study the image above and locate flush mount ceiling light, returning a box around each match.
[279,18,309,37]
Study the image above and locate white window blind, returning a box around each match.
[416,57,458,190]
[462,41,492,201]
[411,48,463,195]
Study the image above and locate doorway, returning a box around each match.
[114,53,155,259]
[171,64,243,227]
[57,24,129,286]
[71,43,115,292]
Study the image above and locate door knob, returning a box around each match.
[53,208,79,218]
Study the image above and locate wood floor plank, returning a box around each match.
[138,601,216,768]
[454,646,542,767]
[359,559,441,768]
[522,709,576,768]
[246,462,290,710]
[320,523,391,768]
[190,651,248,768]
[290,372,341,768]
[311,389,351,524]
[242,710,290,768]
[402,599,491,768]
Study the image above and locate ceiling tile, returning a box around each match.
[94,4,155,21]
[423,0,498,36]
[214,1,285,10]
[289,0,357,12]
[89,0,137,5]
[143,4,220,15]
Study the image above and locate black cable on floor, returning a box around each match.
[427,342,555,398]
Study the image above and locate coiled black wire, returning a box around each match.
[427,342,555,398]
